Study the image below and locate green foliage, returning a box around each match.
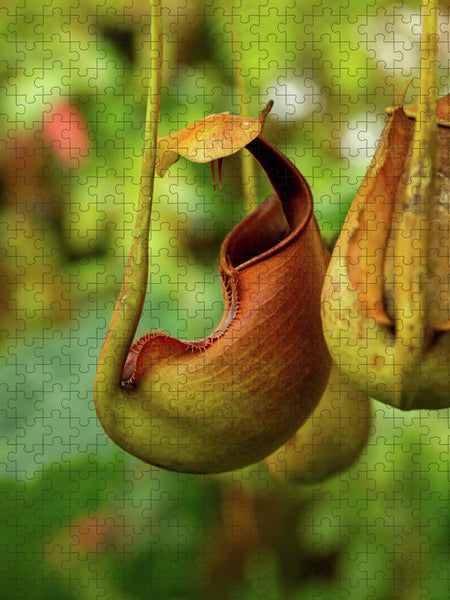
[1,0,449,598]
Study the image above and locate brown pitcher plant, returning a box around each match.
[321,0,449,410]
[94,2,331,473]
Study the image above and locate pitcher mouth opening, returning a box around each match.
[121,135,317,387]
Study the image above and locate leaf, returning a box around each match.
[155,101,273,177]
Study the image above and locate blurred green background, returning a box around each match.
[2,0,450,598]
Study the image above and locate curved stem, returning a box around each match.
[95,0,162,392]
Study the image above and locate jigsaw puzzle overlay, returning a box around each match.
[1,0,450,598]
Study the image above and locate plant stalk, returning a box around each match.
[95,0,162,392]
[231,6,256,213]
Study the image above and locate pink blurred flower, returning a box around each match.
[42,101,90,168]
